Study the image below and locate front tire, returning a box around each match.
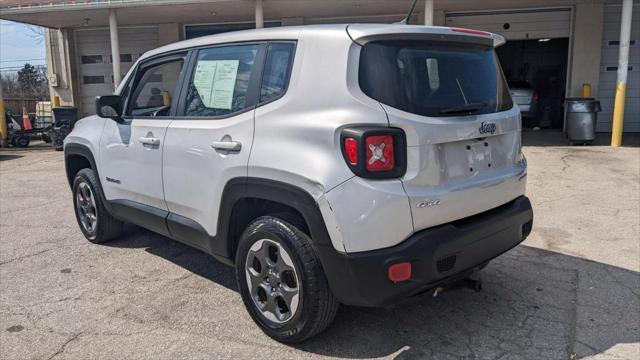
[236,216,338,343]
[72,168,124,244]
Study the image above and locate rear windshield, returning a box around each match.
[359,40,513,117]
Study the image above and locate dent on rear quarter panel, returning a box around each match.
[324,177,414,253]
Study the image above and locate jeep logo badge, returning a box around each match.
[479,122,496,135]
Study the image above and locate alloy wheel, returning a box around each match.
[76,182,97,233]
[245,239,300,324]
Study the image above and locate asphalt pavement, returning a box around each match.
[1,132,638,359]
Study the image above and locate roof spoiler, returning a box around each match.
[347,24,506,48]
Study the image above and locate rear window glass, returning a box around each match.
[359,40,513,117]
[260,43,295,103]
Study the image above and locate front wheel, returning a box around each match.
[236,216,338,343]
[72,168,124,244]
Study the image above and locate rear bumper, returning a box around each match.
[316,196,533,307]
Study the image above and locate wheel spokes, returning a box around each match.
[76,182,97,233]
[244,239,300,324]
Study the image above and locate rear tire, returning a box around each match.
[236,216,338,343]
[72,168,124,244]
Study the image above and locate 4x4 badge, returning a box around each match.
[416,199,441,208]
[479,122,497,135]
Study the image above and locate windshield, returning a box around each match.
[359,40,513,117]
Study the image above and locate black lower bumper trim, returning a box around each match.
[317,196,534,307]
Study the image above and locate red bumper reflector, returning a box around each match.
[388,262,412,283]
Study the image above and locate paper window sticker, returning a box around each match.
[210,60,239,110]
[193,60,218,108]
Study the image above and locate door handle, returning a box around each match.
[211,141,242,151]
[139,137,160,146]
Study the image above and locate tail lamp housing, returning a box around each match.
[341,127,406,179]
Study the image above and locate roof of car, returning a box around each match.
[139,23,505,61]
[140,24,342,61]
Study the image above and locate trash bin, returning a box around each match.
[51,107,78,151]
[564,98,601,145]
[52,107,78,128]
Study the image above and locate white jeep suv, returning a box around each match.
[64,24,533,343]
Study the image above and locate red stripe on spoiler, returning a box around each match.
[450,27,492,37]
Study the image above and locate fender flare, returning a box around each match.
[215,177,334,260]
[64,143,98,188]
[63,143,115,215]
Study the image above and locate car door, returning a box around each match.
[162,43,275,252]
[100,53,187,234]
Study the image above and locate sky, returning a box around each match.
[0,20,47,73]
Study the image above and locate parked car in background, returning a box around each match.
[64,24,533,343]
[508,81,538,119]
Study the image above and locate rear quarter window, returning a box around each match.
[359,40,513,117]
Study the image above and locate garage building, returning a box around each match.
[1,0,637,133]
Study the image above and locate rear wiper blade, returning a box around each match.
[439,102,487,115]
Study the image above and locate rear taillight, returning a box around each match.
[365,135,395,172]
[341,127,406,179]
[343,137,358,165]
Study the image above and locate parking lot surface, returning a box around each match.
[1,132,639,359]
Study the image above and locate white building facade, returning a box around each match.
[1,0,637,132]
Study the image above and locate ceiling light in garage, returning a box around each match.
[538,38,551,42]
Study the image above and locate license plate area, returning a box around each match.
[465,139,492,173]
[440,138,498,180]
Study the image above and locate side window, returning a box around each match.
[260,43,295,103]
[183,44,259,117]
[127,59,184,117]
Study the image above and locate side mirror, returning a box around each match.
[95,95,123,122]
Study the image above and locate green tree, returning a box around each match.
[17,63,48,99]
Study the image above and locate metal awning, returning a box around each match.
[0,0,588,30]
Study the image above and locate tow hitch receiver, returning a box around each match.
[432,276,483,297]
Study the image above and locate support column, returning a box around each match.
[255,0,264,29]
[611,0,633,147]
[109,8,122,89]
[424,0,434,26]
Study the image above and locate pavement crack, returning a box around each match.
[0,248,55,265]
[0,200,63,215]
[46,332,81,360]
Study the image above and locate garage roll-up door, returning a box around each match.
[76,26,159,116]
[597,4,639,132]
[445,8,572,40]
